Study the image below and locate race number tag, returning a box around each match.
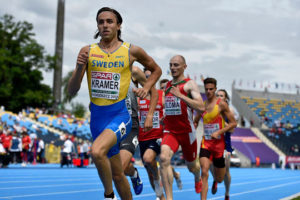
[140,111,160,128]
[204,123,220,140]
[91,71,120,100]
[165,96,182,115]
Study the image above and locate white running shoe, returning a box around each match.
[154,179,163,197]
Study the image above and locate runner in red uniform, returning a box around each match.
[160,55,205,200]
[194,78,237,200]
[138,75,165,199]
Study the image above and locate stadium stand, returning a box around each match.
[232,85,300,159]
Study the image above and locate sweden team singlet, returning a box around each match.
[87,42,131,106]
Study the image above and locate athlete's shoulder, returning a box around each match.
[79,45,90,53]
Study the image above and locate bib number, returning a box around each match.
[91,71,120,100]
[140,111,160,129]
[204,123,220,140]
[165,96,182,115]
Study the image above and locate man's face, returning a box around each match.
[169,56,186,78]
[160,82,167,90]
[97,11,120,40]
[205,83,217,100]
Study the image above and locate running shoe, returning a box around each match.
[104,194,117,200]
[104,196,117,200]
[211,180,218,194]
[130,168,143,195]
[154,179,163,197]
[225,195,230,200]
[175,172,183,190]
[195,179,202,193]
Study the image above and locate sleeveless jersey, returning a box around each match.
[163,79,195,134]
[87,42,131,106]
[201,98,225,149]
[138,90,164,141]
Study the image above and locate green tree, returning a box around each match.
[71,102,86,118]
[0,14,54,112]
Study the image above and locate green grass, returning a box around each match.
[292,196,300,200]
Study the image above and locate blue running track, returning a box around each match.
[0,164,299,200]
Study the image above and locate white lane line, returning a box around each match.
[280,192,300,200]
[0,183,99,190]
[0,177,99,184]
[208,180,300,200]
[0,189,100,199]
[0,175,96,179]
[0,185,157,199]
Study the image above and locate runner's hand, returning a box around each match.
[133,87,149,99]
[144,115,153,132]
[170,86,182,98]
[211,131,220,139]
[77,51,88,66]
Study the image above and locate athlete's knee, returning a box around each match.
[143,154,154,165]
[187,161,200,174]
[112,172,125,183]
[159,153,171,167]
[201,169,209,180]
[91,144,107,160]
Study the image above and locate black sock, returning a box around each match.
[104,192,114,198]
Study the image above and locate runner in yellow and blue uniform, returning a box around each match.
[68,7,162,200]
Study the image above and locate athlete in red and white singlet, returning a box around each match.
[138,70,165,199]
[139,90,164,141]
[164,78,195,135]
[159,55,205,200]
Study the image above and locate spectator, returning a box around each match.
[61,136,74,168]
[2,130,12,156]
[0,138,9,168]
[37,138,45,163]
[240,116,245,127]
[21,131,31,166]
[10,132,22,164]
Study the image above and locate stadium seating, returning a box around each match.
[241,97,300,129]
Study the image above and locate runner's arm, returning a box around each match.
[68,46,89,97]
[193,111,202,128]
[130,45,162,98]
[170,80,205,112]
[211,100,237,139]
[132,66,159,132]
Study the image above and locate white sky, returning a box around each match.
[1,0,300,108]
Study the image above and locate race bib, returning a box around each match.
[140,111,160,128]
[204,123,220,140]
[165,96,182,115]
[91,71,120,100]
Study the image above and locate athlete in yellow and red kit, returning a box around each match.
[194,78,237,200]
